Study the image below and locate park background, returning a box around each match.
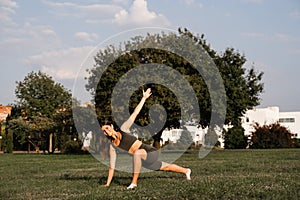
[0,0,299,199]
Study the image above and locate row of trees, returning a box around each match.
[2,27,295,153]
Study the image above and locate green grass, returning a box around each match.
[0,149,299,200]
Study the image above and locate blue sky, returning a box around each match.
[0,0,299,111]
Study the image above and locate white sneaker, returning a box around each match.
[127,183,137,190]
[186,168,191,180]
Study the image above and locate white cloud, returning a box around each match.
[0,22,61,59]
[43,0,170,27]
[74,32,99,42]
[289,10,300,20]
[241,32,294,43]
[0,0,17,7]
[182,0,203,8]
[25,46,95,80]
[241,0,263,4]
[241,32,265,39]
[114,0,170,27]
[112,0,129,5]
[79,4,122,15]
[273,33,290,42]
[43,0,123,22]
[42,1,76,8]
[1,22,58,45]
[0,0,18,25]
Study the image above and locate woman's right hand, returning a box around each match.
[143,88,152,99]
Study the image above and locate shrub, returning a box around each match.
[62,140,82,154]
[250,122,293,149]
[224,124,248,149]
[293,138,300,148]
[2,129,14,153]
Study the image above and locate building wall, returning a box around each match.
[242,106,279,137]
[242,106,300,139]
[279,112,300,138]
[161,106,300,148]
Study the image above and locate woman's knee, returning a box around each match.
[133,149,147,160]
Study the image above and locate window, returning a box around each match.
[279,118,295,123]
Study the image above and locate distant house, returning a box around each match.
[0,106,12,122]
[278,111,300,139]
[161,106,300,148]
[161,126,205,146]
[242,106,300,139]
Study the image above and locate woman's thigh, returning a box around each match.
[133,149,147,160]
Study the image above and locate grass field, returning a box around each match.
[0,149,299,200]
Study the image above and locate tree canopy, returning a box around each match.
[85,28,264,148]
[11,71,74,151]
[15,71,72,118]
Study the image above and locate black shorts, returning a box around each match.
[139,144,162,171]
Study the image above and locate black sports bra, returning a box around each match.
[115,130,138,151]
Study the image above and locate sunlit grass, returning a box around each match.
[0,149,299,199]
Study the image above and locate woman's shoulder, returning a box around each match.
[119,128,131,135]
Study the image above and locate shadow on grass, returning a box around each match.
[60,172,176,187]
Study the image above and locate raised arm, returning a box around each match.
[120,88,152,132]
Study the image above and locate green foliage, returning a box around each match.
[72,104,99,134]
[224,124,248,149]
[7,117,30,145]
[62,140,82,154]
[12,71,74,152]
[250,122,293,148]
[293,138,300,148]
[87,31,220,130]
[214,49,264,126]
[179,28,264,126]
[15,71,72,118]
[86,28,264,148]
[2,128,14,153]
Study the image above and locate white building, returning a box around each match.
[242,106,300,139]
[161,106,300,148]
[160,125,205,146]
[160,128,183,145]
[278,111,300,139]
[241,106,280,139]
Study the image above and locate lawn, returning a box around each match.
[0,149,299,200]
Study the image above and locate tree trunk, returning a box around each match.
[49,133,53,153]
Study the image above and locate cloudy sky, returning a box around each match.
[0,0,299,111]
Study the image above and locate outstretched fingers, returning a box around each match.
[143,88,152,99]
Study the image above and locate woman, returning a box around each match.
[100,88,191,189]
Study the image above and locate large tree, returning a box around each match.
[215,48,264,148]
[12,71,74,152]
[86,28,264,148]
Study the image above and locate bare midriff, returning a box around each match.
[128,140,143,154]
